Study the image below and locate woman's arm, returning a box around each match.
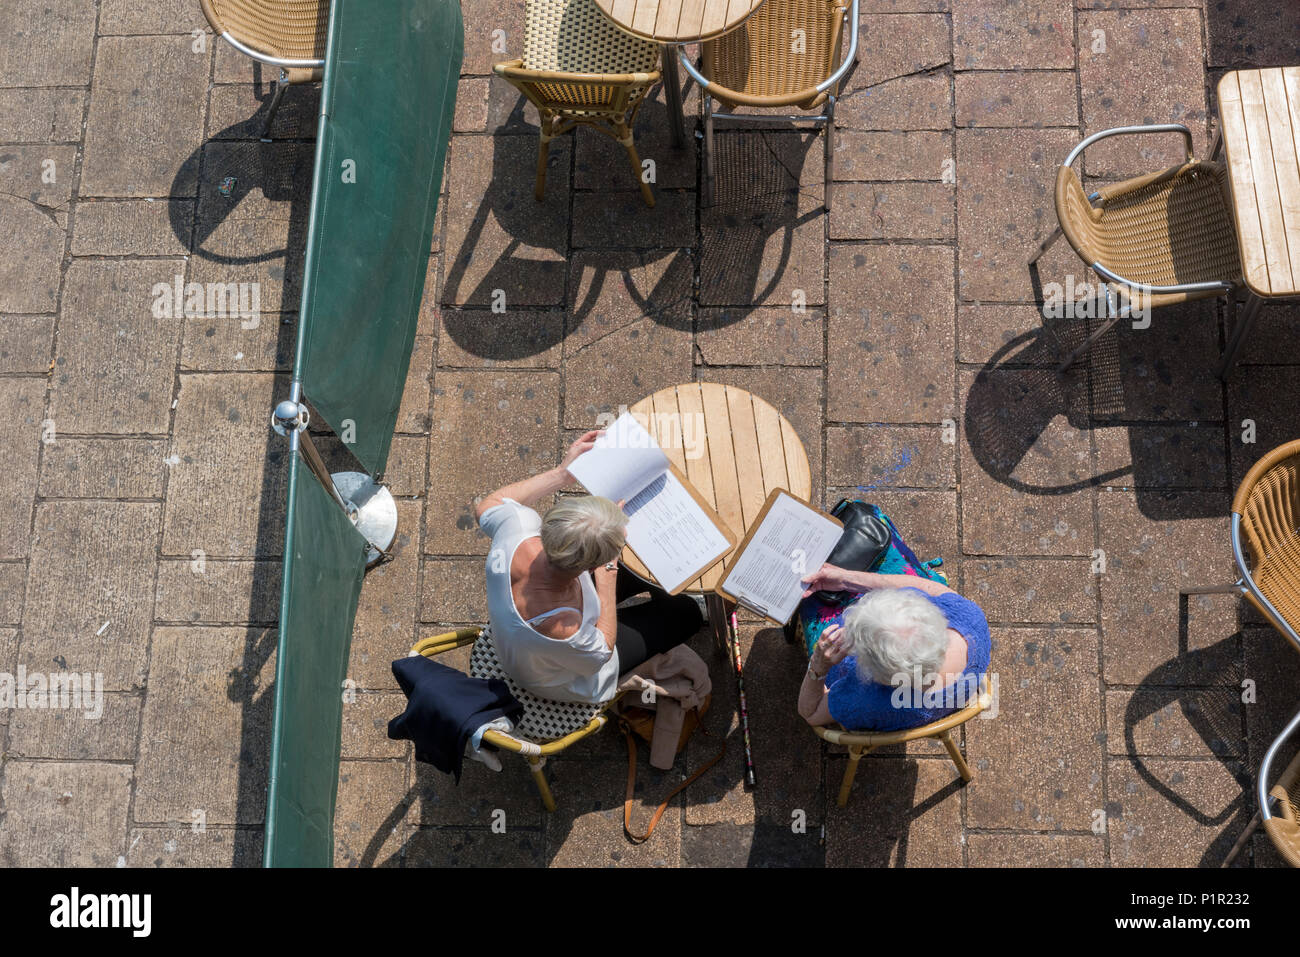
[591,562,618,652]
[800,563,955,599]
[857,571,955,598]
[798,625,849,726]
[474,430,604,519]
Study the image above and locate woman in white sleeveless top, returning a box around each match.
[475,431,702,704]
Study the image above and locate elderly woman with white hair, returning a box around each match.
[474,431,703,704]
[796,566,991,731]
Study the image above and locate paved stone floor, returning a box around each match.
[2,0,1300,867]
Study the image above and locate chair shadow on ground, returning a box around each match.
[964,305,1226,522]
[1120,610,1254,868]
[440,91,822,363]
[162,73,319,866]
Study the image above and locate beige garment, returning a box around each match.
[617,645,712,769]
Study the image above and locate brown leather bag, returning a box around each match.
[616,694,726,843]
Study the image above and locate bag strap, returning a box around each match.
[621,718,726,844]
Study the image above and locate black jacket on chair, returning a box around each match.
[387,655,524,782]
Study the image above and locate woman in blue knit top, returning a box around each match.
[796,565,991,732]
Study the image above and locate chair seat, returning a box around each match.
[201,0,328,62]
[1071,162,1242,302]
[470,627,610,741]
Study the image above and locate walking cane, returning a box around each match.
[728,610,756,787]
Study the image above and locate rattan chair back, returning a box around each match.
[200,0,328,66]
[701,0,847,108]
[1263,749,1300,866]
[1234,440,1300,636]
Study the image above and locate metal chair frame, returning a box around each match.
[677,0,860,210]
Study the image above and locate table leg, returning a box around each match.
[661,46,685,149]
[1217,291,1264,380]
[706,593,728,656]
[1209,127,1223,161]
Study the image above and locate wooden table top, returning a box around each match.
[593,0,766,43]
[1218,68,1300,298]
[619,382,812,594]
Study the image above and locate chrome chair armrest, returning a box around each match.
[677,0,860,95]
[1090,261,1235,298]
[677,46,712,92]
[815,0,859,94]
[221,31,326,69]
[1063,123,1194,168]
[1259,707,1300,821]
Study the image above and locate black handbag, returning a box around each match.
[816,499,891,604]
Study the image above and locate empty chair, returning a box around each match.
[494,0,662,207]
[1030,124,1243,373]
[677,0,860,209]
[200,0,328,141]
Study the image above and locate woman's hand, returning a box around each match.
[810,624,850,678]
[800,564,869,598]
[559,430,605,481]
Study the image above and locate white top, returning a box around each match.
[479,499,619,704]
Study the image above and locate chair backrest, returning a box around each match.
[1263,749,1300,866]
[703,0,846,98]
[522,0,659,74]
[1233,439,1300,635]
[201,0,329,62]
[815,673,992,746]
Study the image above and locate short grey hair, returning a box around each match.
[540,495,627,573]
[843,588,949,688]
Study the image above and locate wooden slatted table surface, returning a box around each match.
[1217,68,1300,298]
[619,382,812,595]
[594,0,766,42]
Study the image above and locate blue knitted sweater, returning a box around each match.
[825,588,991,732]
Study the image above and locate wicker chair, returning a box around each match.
[494,0,662,207]
[200,0,328,141]
[1029,124,1243,374]
[814,674,992,807]
[1182,439,1300,658]
[1223,708,1300,867]
[677,0,860,210]
[411,626,621,811]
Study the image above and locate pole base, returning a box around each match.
[331,471,397,568]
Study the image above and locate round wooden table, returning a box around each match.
[594,0,766,43]
[620,382,812,645]
[593,0,768,147]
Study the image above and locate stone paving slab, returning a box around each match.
[1,0,1295,870]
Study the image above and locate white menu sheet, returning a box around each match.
[718,491,843,624]
[567,413,733,594]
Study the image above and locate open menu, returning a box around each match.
[716,490,843,625]
[567,412,737,594]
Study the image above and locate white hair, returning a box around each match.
[540,495,626,573]
[843,588,949,688]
